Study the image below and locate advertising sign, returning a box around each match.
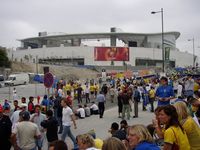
[165,47,170,60]
[94,47,129,61]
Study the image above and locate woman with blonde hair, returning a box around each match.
[76,134,99,150]
[102,137,126,150]
[127,124,160,150]
[174,101,200,150]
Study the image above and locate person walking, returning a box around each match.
[133,86,140,118]
[142,86,149,111]
[101,84,108,97]
[109,85,115,103]
[121,90,131,120]
[94,83,99,98]
[117,89,123,118]
[41,110,58,145]
[77,84,83,104]
[13,87,18,100]
[97,91,106,118]
[149,86,156,112]
[85,85,90,103]
[60,98,78,149]
[53,93,63,134]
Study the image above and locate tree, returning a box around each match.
[0,47,11,68]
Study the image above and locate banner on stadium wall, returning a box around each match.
[165,47,170,60]
[94,47,129,61]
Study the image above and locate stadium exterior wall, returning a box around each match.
[12,46,195,67]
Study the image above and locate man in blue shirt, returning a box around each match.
[156,77,174,106]
[96,91,106,118]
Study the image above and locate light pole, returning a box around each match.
[188,38,195,67]
[151,8,165,72]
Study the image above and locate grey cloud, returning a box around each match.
[0,0,200,55]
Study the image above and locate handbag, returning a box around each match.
[171,128,179,150]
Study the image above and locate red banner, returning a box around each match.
[94,47,129,61]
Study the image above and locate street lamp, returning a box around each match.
[151,8,165,72]
[188,38,195,67]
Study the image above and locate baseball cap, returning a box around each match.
[20,103,27,108]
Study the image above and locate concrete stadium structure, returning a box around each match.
[12,28,197,68]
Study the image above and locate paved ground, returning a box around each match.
[4,84,155,149]
[9,102,154,150]
[0,83,48,102]
[61,103,154,149]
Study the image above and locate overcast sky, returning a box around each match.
[0,0,200,55]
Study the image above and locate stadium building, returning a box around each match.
[12,28,197,69]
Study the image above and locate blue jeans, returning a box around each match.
[61,125,78,149]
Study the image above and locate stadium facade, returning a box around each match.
[12,28,197,68]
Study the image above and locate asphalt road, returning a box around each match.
[0,83,47,103]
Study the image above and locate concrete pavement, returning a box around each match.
[65,103,154,149]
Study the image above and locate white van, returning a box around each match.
[5,73,29,86]
[0,75,5,88]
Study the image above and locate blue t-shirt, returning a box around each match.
[135,141,160,150]
[156,85,174,106]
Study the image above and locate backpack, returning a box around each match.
[134,90,141,101]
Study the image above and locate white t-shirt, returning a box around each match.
[30,113,46,131]
[90,104,98,111]
[13,121,40,150]
[77,108,85,118]
[177,84,183,97]
[11,110,21,128]
[62,106,73,126]
[85,87,90,94]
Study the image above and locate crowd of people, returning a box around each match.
[0,73,200,150]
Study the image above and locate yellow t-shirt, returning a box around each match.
[164,126,190,150]
[90,85,95,92]
[64,84,71,92]
[149,89,155,98]
[73,83,78,90]
[194,82,199,92]
[182,117,200,150]
[94,85,99,92]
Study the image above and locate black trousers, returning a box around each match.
[85,93,90,103]
[98,102,105,118]
[149,98,155,112]
[134,98,139,117]
[77,94,82,103]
